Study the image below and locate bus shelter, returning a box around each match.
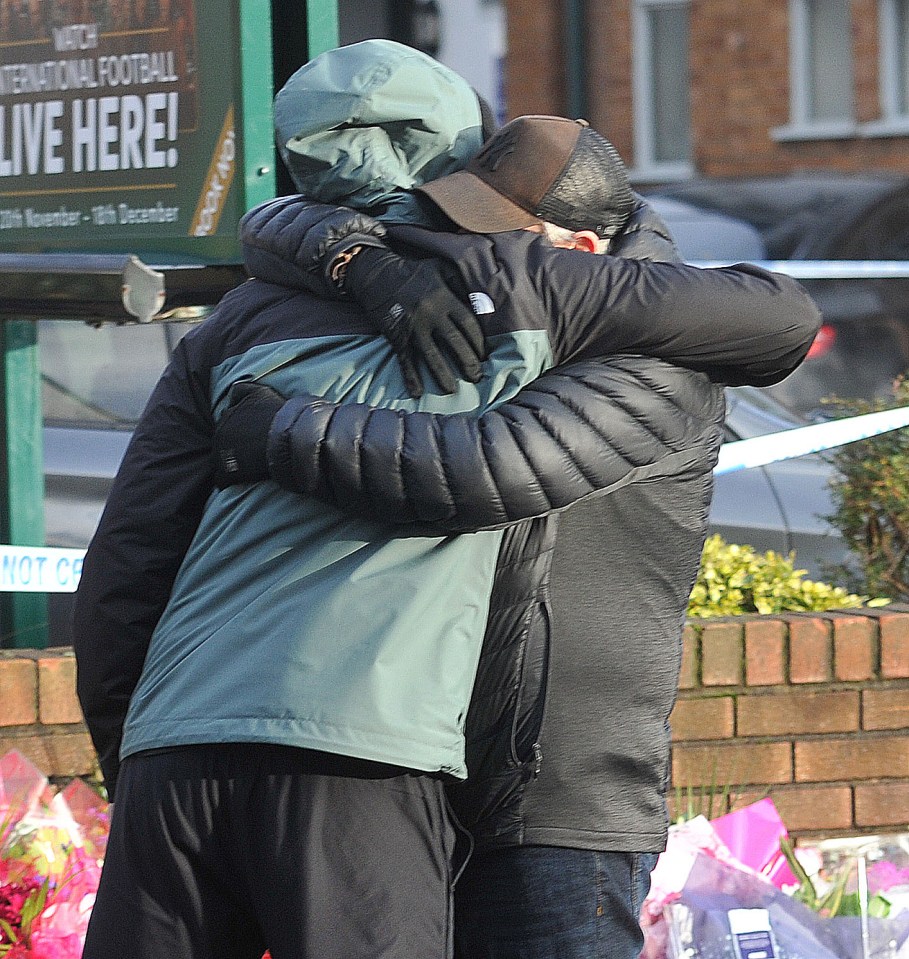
[0,0,337,648]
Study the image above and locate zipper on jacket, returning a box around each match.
[510,599,552,768]
[532,741,543,778]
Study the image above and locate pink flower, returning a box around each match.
[868,859,909,894]
[0,875,44,943]
[29,926,86,959]
[0,751,110,956]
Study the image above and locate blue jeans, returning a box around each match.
[454,846,659,959]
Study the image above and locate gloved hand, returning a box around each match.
[213,381,286,487]
[344,246,487,398]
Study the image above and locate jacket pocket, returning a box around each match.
[509,599,551,773]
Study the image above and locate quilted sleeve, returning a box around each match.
[266,356,725,533]
[240,195,388,298]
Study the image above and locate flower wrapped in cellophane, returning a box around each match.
[641,799,909,959]
[0,750,109,959]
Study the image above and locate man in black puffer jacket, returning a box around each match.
[213,115,821,959]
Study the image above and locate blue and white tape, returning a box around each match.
[0,545,85,593]
[2,405,909,592]
[715,405,909,474]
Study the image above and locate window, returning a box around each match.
[879,0,909,121]
[631,0,693,180]
[40,319,195,428]
[774,0,856,140]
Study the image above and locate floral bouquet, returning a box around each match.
[0,750,110,959]
[642,800,909,959]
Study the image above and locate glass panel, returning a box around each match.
[39,320,172,428]
[649,4,692,163]
[807,0,854,121]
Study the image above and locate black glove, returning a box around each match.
[345,246,487,398]
[213,382,286,487]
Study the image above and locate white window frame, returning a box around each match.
[630,0,694,182]
[863,0,909,135]
[773,0,858,142]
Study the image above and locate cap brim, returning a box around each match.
[417,170,542,233]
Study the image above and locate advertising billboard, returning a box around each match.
[0,0,275,260]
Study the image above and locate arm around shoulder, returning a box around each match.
[534,246,821,386]
[264,357,724,533]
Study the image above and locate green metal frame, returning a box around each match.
[306,0,339,57]
[236,0,339,210]
[0,0,339,649]
[239,0,280,212]
[0,321,46,648]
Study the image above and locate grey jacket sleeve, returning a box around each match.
[267,356,725,533]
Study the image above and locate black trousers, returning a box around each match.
[82,743,456,959]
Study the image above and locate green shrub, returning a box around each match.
[687,534,878,618]
[826,378,909,602]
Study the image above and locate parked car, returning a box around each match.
[649,174,909,419]
[651,172,909,260]
[715,386,845,577]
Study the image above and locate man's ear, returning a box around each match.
[571,230,601,253]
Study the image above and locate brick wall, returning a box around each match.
[671,609,909,838]
[0,649,98,784]
[2,610,908,838]
[503,0,909,179]
[502,0,565,117]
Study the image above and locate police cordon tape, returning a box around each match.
[0,546,84,593]
[2,405,909,593]
[714,404,909,474]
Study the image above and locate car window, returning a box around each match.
[40,319,197,429]
[724,385,803,442]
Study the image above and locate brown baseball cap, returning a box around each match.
[416,115,635,238]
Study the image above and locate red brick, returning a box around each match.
[735,785,854,832]
[670,696,735,740]
[832,615,877,681]
[738,690,859,736]
[678,625,699,690]
[0,658,37,727]
[795,735,909,782]
[701,622,744,686]
[668,786,732,824]
[509,0,909,182]
[854,783,909,827]
[880,615,909,678]
[38,656,83,726]
[0,731,97,778]
[672,741,792,788]
[745,619,786,686]
[42,731,97,777]
[863,688,909,730]
[788,618,832,684]
[504,0,565,116]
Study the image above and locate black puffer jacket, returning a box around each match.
[241,196,819,850]
[267,356,721,533]
[268,356,725,850]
